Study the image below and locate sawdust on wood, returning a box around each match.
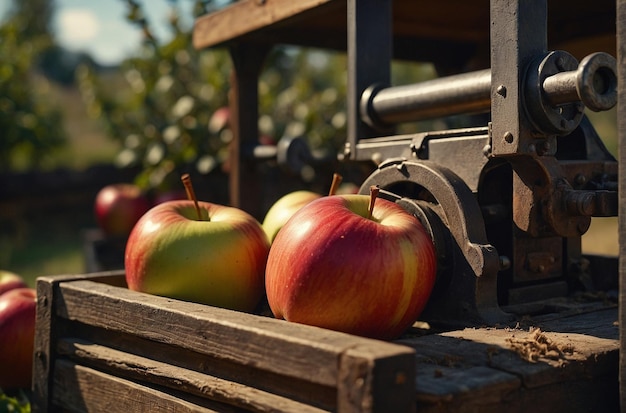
[506,327,575,364]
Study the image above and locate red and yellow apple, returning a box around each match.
[262,190,322,243]
[0,270,27,297]
[0,287,37,389]
[265,192,437,340]
[95,183,151,238]
[125,200,270,312]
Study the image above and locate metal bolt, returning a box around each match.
[482,144,492,157]
[566,191,595,216]
[343,143,351,157]
[496,85,507,97]
[574,173,587,187]
[499,256,511,271]
[503,131,514,143]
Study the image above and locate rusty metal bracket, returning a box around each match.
[358,160,511,327]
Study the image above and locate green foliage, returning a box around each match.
[0,12,67,172]
[80,0,439,189]
[0,389,30,413]
[78,0,234,191]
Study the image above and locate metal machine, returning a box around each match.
[193,0,619,327]
[343,0,618,326]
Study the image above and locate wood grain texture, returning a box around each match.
[617,1,626,410]
[34,272,619,412]
[56,339,327,413]
[193,0,336,50]
[53,279,415,389]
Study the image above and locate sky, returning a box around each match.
[0,0,197,65]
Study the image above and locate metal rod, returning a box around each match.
[361,52,617,127]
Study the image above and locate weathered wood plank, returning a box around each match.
[56,338,329,413]
[52,359,233,413]
[55,318,337,410]
[193,0,336,50]
[53,280,414,389]
[32,271,126,413]
[397,307,619,412]
[51,278,416,412]
[618,0,626,410]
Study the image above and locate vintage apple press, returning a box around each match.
[194,0,619,327]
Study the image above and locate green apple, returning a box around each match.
[262,190,322,243]
[124,200,270,312]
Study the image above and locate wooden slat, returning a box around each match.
[397,307,619,412]
[192,0,615,61]
[56,338,328,413]
[618,1,626,410]
[32,271,126,413]
[193,0,337,50]
[54,319,337,410]
[52,360,227,413]
[51,278,416,412]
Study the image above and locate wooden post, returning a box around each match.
[227,42,270,219]
[617,1,626,410]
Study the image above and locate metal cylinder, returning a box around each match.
[360,52,617,129]
[360,69,492,128]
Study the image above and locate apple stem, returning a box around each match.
[328,173,343,196]
[368,185,379,220]
[181,174,203,220]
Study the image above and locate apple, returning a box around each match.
[0,287,37,389]
[262,173,345,243]
[124,199,270,312]
[262,190,322,243]
[94,183,151,237]
[265,191,437,340]
[0,270,27,296]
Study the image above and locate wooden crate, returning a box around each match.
[32,271,416,412]
[32,271,619,412]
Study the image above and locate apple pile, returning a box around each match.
[0,270,37,390]
[124,173,436,341]
[124,175,270,312]
[265,187,437,340]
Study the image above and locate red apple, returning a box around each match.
[125,200,270,312]
[265,192,437,340]
[94,183,151,237]
[0,270,27,297]
[0,287,37,389]
[262,190,322,243]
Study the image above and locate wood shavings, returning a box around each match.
[506,327,575,364]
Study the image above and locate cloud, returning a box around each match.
[57,9,100,48]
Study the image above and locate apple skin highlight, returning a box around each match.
[265,194,437,340]
[0,287,37,389]
[125,200,270,312]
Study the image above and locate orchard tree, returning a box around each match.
[0,1,66,172]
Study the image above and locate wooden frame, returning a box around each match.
[33,272,619,412]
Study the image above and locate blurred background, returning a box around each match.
[0,0,617,287]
